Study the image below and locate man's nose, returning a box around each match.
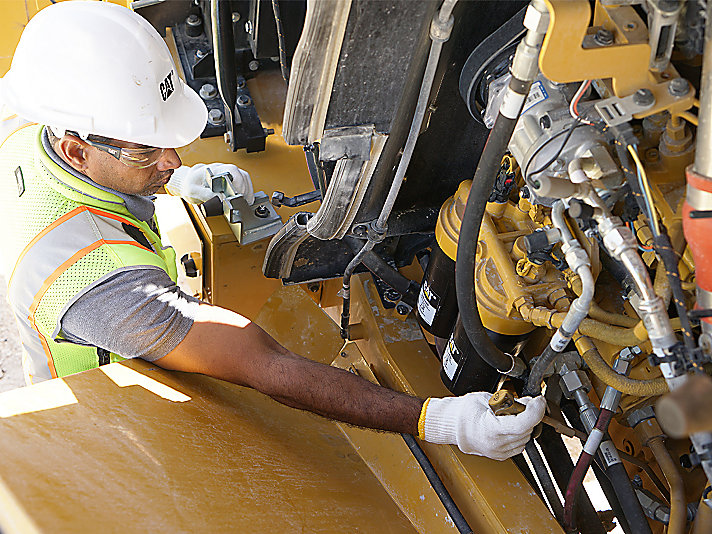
[157,148,181,171]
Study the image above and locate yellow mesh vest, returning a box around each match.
[0,124,178,381]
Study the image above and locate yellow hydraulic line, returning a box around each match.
[645,435,687,534]
[691,486,712,534]
[573,334,668,396]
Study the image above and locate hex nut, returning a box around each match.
[669,78,690,97]
[633,89,655,107]
[594,28,614,46]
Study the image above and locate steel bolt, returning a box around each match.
[231,12,241,23]
[396,303,410,316]
[248,60,260,72]
[237,94,251,107]
[245,21,253,34]
[224,131,232,145]
[199,83,218,100]
[539,115,552,130]
[255,205,270,218]
[208,108,225,126]
[185,14,202,37]
[236,78,246,89]
[195,49,206,60]
[594,28,614,46]
[307,282,320,293]
[633,88,655,107]
[384,289,401,302]
[669,77,690,97]
[264,128,275,136]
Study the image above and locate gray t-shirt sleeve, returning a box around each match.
[59,267,202,361]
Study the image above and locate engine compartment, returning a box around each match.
[135,0,712,532]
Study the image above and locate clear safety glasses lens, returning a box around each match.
[85,139,165,169]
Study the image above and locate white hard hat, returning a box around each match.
[0,1,207,148]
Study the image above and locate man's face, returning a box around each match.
[58,135,182,196]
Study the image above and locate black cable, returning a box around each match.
[271,0,290,84]
[401,434,473,534]
[523,119,583,179]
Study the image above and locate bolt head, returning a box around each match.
[645,148,660,162]
[186,14,201,26]
[668,77,690,97]
[231,12,241,23]
[195,49,205,60]
[199,83,217,100]
[594,28,614,46]
[245,21,253,34]
[237,94,251,107]
[396,304,410,316]
[248,60,260,72]
[208,108,225,125]
[633,88,655,107]
[383,289,401,302]
[255,205,270,218]
[224,131,232,145]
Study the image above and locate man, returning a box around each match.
[0,1,544,461]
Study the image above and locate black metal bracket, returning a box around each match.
[171,7,270,152]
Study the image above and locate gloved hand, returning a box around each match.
[165,163,254,205]
[420,392,546,460]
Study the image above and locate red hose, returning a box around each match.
[563,408,615,532]
[684,168,712,327]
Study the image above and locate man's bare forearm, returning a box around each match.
[156,306,424,435]
[258,348,424,435]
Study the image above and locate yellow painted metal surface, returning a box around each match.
[323,275,565,534]
[540,0,694,117]
[173,70,319,316]
[332,344,460,534]
[0,285,419,533]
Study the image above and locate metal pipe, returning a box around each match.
[693,1,712,178]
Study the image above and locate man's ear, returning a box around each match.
[55,135,89,172]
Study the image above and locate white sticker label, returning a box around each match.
[550,330,570,352]
[599,440,622,466]
[522,81,548,114]
[442,337,460,380]
[417,280,439,326]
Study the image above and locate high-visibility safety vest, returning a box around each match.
[0,124,178,384]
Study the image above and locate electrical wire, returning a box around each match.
[628,144,661,237]
[524,119,583,179]
[569,80,594,125]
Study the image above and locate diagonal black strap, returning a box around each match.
[121,222,153,251]
[97,347,110,366]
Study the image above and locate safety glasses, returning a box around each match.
[78,134,166,169]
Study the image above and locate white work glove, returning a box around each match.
[165,163,254,205]
[420,392,546,461]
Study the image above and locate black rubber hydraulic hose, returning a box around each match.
[454,81,531,373]
[402,433,473,534]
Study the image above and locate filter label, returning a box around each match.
[417,280,440,326]
[442,336,460,380]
